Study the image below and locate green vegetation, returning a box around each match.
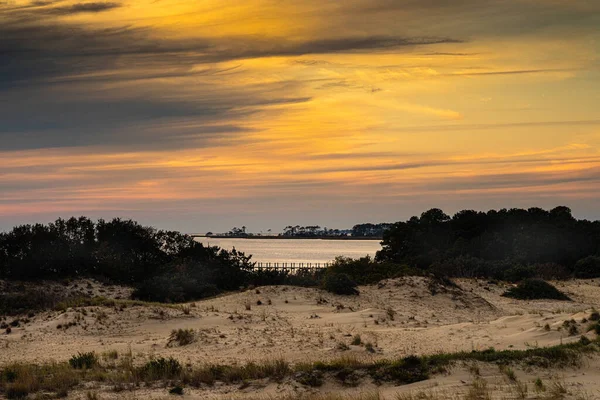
[573,256,600,279]
[0,217,256,302]
[502,279,571,301]
[321,273,359,295]
[2,207,600,310]
[139,357,182,380]
[2,339,598,398]
[377,207,600,280]
[167,329,196,347]
[326,256,420,285]
[68,352,98,369]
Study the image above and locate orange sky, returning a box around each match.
[1,0,599,231]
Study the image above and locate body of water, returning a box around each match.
[194,238,382,264]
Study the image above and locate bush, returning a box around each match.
[69,352,98,369]
[0,289,64,316]
[326,256,418,285]
[167,329,196,347]
[503,265,536,283]
[573,256,600,279]
[502,279,571,301]
[321,273,359,295]
[169,386,184,395]
[284,268,324,287]
[139,357,182,380]
[133,272,220,303]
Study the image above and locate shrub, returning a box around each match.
[326,256,418,285]
[169,385,184,395]
[336,342,350,351]
[502,279,571,301]
[351,335,362,346]
[133,272,220,303]
[503,265,536,283]
[69,352,98,369]
[284,268,324,287]
[295,370,323,387]
[0,289,64,316]
[167,329,196,347]
[574,256,600,279]
[139,357,182,380]
[587,322,600,335]
[321,273,359,295]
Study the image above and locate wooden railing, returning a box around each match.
[251,262,331,272]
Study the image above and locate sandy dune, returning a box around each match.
[2,277,600,399]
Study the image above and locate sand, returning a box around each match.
[2,277,600,399]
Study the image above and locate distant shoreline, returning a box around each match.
[191,235,382,241]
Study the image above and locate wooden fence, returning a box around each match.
[251,262,331,273]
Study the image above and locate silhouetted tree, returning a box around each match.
[377,206,600,278]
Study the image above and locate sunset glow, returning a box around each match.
[2,0,600,231]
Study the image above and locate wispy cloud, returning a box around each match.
[43,2,122,15]
[1,0,600,231]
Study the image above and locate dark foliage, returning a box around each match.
[0,217,261,303]
[132,271,220,303]
[321,273,359,295]
[502,279,571,301]
[351,223,393,238]
[69,352,98,369]
[376,207,600,279]
[139,357,182,380]
[327,256,420,285]
[573,256,600,279]
[169,386,184,395]
[0,287,64,316]
[283,268,325,287]
[0,217,254,284]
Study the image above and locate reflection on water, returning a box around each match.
[194,238,381,264]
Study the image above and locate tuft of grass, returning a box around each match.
[138,357,182,380]
[499,365,517,382]
[69,352,98,370]
[351,335,362,346]
[465,378,491,400]
[337,342,350,351]
[102,350,119,361]
[167,328,196,347]
[386,307,396,321]
[534,377,545,392]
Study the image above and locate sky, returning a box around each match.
[1,0,600,233]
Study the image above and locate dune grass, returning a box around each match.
[1,337,598,398]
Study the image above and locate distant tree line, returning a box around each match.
[210,223,392,238]
[2,206,600,306]
[281,225,349,237]
[376,207,600,280]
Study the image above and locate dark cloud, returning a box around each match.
[0,84,311,150]
[43,2,122,15]
[0,3,462,89]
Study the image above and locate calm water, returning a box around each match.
[195,238,382,264]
